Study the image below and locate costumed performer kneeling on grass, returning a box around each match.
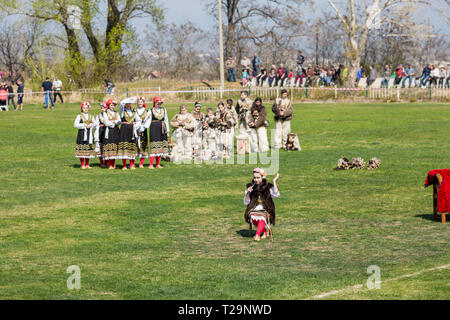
[244,168,280,241]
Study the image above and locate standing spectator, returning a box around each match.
[366,65,377,88]
[42,77,54,109]
[242,69,248,86]
[53,77,64,103]
[241,56,251,73]
[297,50,305,67]
[252,53,261,77]
[103,79,115,95]
[16,80,24,111]
[355,66,364,86]
[7,82,16,110]
[394,64,403,87]
[420,64,431,88]
[335,65,342,86]
[67,73,75,87]
[401,64,415,88]
[225,57,236,82]
[294,65,306,86]
[381,65,391,88]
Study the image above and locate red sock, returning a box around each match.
[122,159,127,167]
[130,159,135,167]
[80,158,85,166]
[139,158,145,166]
[85,158,89,166]
[256,219,266,236]
[156,156,161,166]
[149,156,155,166]
[112,159,116,167]
[99,158,104,166]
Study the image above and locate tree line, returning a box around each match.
[0,0,448,89]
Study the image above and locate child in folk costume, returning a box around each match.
[147,97,170,169]
[272,89,293,149]
[235,91,253,137]
[201,108,218,160]
[248,97,269,153]
[170,104,195,161]
[225,99,238,158]
[191,102,205,159]
[135,96,150,168]
[215,102,233,159]
[94,102,108,168]
[102,99,121,169]
[117,97,139,170]
[74,102,97,169]
[244,168,280,241]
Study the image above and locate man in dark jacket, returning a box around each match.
[7,83,16,110]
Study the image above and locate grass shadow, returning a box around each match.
[236,229,255,238]
[414,213,447,222]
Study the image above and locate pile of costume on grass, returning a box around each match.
[334,157,381,170]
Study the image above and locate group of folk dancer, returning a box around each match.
[74,89,298,170]
[74,92,286,241]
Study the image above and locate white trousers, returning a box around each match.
[173,130,193,159]
[249,126,269,153]
[202,129,217,159]
[274,120,291,148]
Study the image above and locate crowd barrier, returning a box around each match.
[3,86,449,104]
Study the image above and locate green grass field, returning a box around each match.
[0,101,449,300]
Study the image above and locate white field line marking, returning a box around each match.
[308,263,450,300]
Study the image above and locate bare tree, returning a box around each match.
[326,0,449,86]
[0,20,38,82]
[206,0,310,63]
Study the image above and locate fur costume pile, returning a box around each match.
[335,157,381,170]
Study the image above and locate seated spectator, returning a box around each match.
[305,65,315,87]
[103,79,115,95]
[313,65,319,75]
[319,67,327,86]
[401,64,415,88]
[381,65,391,88]
[394,64,403,87]
[268,65,277,86]
[429,65,439,87]
[327,67,335,86]
[256,65,267,86]
[438,66,446,88]
[445,67,450,88]
[276,64,287,86]
[420,64,431,88]
[367,65,377,88]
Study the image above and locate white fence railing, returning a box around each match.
[5,86,450,102]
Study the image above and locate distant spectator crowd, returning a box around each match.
[225,51,450,89]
